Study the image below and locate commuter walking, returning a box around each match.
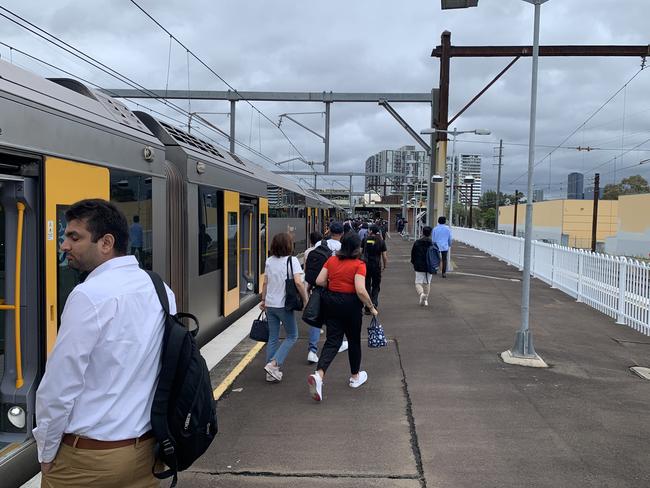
[358,222,369,240]
[260,232,309,382]
[34,199,175,488]
[410,225,433,306]
[325,222,348,352]
[361,224,388,311]
[304,231,324,364]
[307,233,378,402]
[432,216,452,278]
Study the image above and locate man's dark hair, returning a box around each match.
[65,199,129,255]
[337,232,362,260]
[422,226,432,237]
[309,231,323,246]
[133,215,140,223]
[270,232,294,257]
[438,216,447,225]
[369,224,380,235]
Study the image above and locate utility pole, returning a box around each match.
[591,173,600,252]
[513,190,519,237]
[495,139,503,231]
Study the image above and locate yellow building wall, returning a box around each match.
[532,200,563,228]
[498,204,525,229]
[617,193,650,233]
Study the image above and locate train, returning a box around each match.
[0,58,342,486]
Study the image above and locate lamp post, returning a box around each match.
[463,175,475,228]
[441,0,549,366]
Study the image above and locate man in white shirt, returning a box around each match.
[34,199,175,488]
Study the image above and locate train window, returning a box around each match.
[0,205,4,367]
[227,212,238,290]
[198,186,223,275]
[109,170,153,270]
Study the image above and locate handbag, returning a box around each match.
[249,311,269,342]
[302,286,324,327]
[284,257,304,311]
[367,316,388,348]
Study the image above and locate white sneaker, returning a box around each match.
[349,371,368,388]
[266,372,281,382]
[307,351,319,364]
[307,373,323,401]
[424,299,428,307]
[264,362,282,381]
[338,340,349,353]
[419,293,425,306]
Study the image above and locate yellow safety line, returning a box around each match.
[212,341,265,400]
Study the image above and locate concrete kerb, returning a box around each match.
[500,349,549,368]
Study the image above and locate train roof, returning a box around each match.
[0,59,161,146]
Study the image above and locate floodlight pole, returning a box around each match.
[513,0,548,359]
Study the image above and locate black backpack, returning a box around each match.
[304,239,331,285]
[147,271,218,487]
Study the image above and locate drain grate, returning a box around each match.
[630,366,650,380]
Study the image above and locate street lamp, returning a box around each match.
[440,0,549,367]
[463,175,476,228]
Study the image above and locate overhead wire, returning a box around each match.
[127,0,308,162]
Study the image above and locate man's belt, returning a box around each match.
[62,431,154,450]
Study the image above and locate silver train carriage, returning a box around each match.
[0,59,335,486]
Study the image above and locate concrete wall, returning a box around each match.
[604,193,650,257]
[498,199,618,248]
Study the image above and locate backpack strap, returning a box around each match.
[146,271,184,487]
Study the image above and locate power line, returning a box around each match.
[127,0,307,161]
[508,66,647,185]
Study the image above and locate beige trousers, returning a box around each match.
[415,283,430,298]
[41,437,159,488]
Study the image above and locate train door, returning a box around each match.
[239,197,257,300]
[223,191,239,316]
[259,198,268,292]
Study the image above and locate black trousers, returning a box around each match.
[317,291,363,375]
[440,250,449,274]
[365,264,382,307]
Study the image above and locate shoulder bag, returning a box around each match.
[284,257,304,311]
[367,316,388,348]
[302,286,324,327]
[249,311,269,342]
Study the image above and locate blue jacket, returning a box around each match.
[431,224,452,252]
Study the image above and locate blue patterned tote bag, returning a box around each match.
[367,316,388,348]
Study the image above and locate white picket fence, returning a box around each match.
[452,227,650,336]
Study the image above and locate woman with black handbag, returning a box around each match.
[260,233,308,382]
[307,232,378,401]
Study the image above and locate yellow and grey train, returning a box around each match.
[0,59,340,486]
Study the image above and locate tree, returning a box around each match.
[602,175,650,200]
[479,190,517,210]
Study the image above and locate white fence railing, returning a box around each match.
[452,227,650,337]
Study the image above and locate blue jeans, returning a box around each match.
[308,326,321,353]
[266,307,299,365]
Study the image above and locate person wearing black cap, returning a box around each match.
[361,224,387,312]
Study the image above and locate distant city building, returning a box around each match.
[365,145,427,196]
[567,172,584,199]
[583,185,604,200]
[445,154,482,206]
[533,189,544,202]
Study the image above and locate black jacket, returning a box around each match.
[411,237,432,272]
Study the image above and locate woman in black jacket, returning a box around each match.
[410,226,433,306]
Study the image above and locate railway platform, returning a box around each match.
[179,238,650,488]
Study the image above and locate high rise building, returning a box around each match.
[445,154,482,206]
[364,145,427,196]
[567,172,584,199]
[533,189,544,202]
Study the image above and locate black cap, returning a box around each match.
[329,222,344,234]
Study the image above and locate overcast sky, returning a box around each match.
[1,0,649,197]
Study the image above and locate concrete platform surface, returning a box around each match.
[184,239,650,488]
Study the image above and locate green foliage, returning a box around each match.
[602,175,650,200]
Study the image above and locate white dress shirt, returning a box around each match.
[33,255,176,462]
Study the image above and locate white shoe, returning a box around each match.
[264,362,282,381]
[307,373,323,401]
[266,372,280,382]
[419,293,425,306]
[307,351,319,364]
[349,371,368,388]
[338,340,349,353]
[424,299,428,307]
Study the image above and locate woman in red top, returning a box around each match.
[307,232,378,402]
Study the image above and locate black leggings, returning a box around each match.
[316,291,363,375]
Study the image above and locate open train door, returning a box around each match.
[258,197,268,293]
[223,191,240,316]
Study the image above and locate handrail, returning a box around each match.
[1,202,26,388]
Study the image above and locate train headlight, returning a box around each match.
[143,146,155,162]
[8,406,26,429]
